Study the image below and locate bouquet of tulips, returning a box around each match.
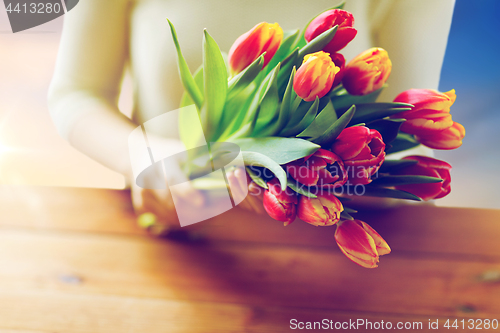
[167,2,465,268]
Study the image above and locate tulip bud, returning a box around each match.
[416,122,465,150]
[393,89,456,136]
[335,219,391,268]
[293,51,339,101]
[305,9,357,54]
[263,178,298,226]
[330,126,386,185]
[342,48,392,96]
[393,156,452,201]
[297,192,343,226]
[286,148,347,188]
[228,22,283,74]
[392,89,465,150]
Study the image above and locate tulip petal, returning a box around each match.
[416,122,465,150]
[394,156,452,201]
[335,220,379,268]
[297,193,343,226]
[343,48,392,96]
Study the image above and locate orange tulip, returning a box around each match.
[228,22,283,74]
[293,51,339,101]
[342,47,392,96]
[335,220,391,268]
[394,89,456,136]
[393,89,465,150]
[297,192,343,226]
[416,121,465,150]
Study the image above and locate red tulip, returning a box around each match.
[342,48,392,96]
[335,219,391,268]
[293,51,339,101]
[393,155,452,201]
[330,126,386,185]
[297,192,343,226]
[304,9,357,54]
[263,178,298,226]
[228,22,283,74]
[286,148,347,188]
[330,53,345,88]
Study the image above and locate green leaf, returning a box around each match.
[227,54,264,98]
[313,105,356,145]
[265,29,299,75]
[253,63,281,136]
[347,103,413,125]
[277,48,299,95]
[340,211,354,220]
[227,64,280,139]
[343,207,358,214]
[233,137,320,165]
[287,179,317,198]
[242,151,287,190]
[386,133,420,154]
[367,118,405,144]
[378,159,419,173]
[246,167,268,189]
[297,99,337,139]
[286,97,310,129]
[167,19,203,110]
[330,86,384,111]
[281,97,319,137]
[267,67,296,136]
[216,83,259,141]
[355,186,422,201]
[297,25,338,63]
[180,65,204,108]
[201,29,228,141]
[370,175,443,186]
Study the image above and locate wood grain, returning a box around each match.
[0,228,499,318]
[0,186,499,332]
[0,289,465,333]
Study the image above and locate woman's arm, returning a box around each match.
[48,0,138,178]
[48,0,207,228]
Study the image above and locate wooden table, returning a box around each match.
[0,186,499,332]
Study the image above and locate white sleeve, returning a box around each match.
[48,0,138,177]
[345,0,456,101]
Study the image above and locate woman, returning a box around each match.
[48,0,455,229]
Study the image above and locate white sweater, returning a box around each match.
[48,0,455,179]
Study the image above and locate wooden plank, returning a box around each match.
[0,229,499,318]
[196,203,500,260]
[2,186,500,258]
[0,330,50,333]
[0,185,143,235]
[0,290,486,333]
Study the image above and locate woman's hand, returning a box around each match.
[131,138,266,235]
[130,138,205,234]
[226,167,266,215]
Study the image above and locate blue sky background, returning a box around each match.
[435,0,500,207]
